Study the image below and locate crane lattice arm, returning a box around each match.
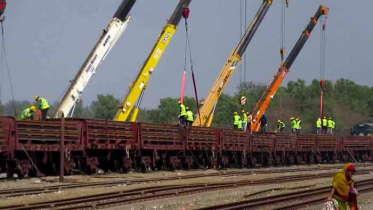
[114,0,192,122]
[54,0,136,118]
[193,0,273,127]
[251,5,329,132]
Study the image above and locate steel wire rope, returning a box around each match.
[1,21,17,116]
[183,15,201,125]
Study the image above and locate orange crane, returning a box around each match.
[193,0,273,127]
[251,5,329,132]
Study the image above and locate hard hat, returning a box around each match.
[178,100,181,104]
[186,107,189,110]
[246,112,250,115]
[324,116,326,118]
[34,95,39,100]
[30,105,36,112]
[329,117,332,119]
[290,117,294,120]
[242,110,245,113]
[277,119,281,122]
[234,112,238,114]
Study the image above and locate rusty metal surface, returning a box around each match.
[317,134,341,151]
[297,134,317,151]
[221,129,249,151]
[275,133,297,151]
[187,127,220,150]
[251,133,275,152]
[343,136,373,151]
[0,117,15,157]
[139,123,184,150]
[85,119,137,150]
[15,120,84,151]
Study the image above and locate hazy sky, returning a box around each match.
[2,0,372,109]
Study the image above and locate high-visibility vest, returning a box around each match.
[327,119,333,128]
[331,120,335,129]
[179,104,187,116]
[233,115,241,125]
[242,113,247,123]
[316,118,321,128]
[186,110,194,122]
[295,120,301,129]
[238,119,243,129]
[38,97,50,110]
[322,118,328,126]
[278,121,285,128]
[21,108,32,120]
[291,120,296,128]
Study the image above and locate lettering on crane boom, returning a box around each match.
[153,48,163,60]
[86,54,98,73]
[103,35,111,47]
[162,32,171,44]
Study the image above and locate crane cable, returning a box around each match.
[320,14,328,81]
[1,20,17,117]
[280,0,289,61]
[182,7,201,125]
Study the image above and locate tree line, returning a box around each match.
[0,79,372,135]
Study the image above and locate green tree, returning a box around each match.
[90,94,120,120]
[73,100,91,118]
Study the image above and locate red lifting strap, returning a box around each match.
[0,0,6,9]
[182,7,190,19]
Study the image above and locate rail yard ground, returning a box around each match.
[1,163,373,210]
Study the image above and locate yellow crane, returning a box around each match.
[251,5,329,131]
[114,0,192,122]
[193,0,273,127]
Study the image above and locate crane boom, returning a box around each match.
[54,0,136,118]
[251,5,329,131]
[193,0,272,127]
[114,0,192,122]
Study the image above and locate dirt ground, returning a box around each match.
[0,163,373,210]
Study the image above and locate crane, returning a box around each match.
[114,0,192,122]
[54,0,136,118]
[193,0,273,127]
[250,5,329,132]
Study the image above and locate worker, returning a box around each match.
[331,118,336,135]
[241,110,248,131]
[185,107,194,130]
[20,105,36,120]
[316,117,322,134]
[295,117,302,135]
[276,119,285,133]
[233,112,241,129]
[238,118,243,130]
[322,116,328,134]
[178,101,187,127]
[260,114,267,133]
[290,117,296,134]
[247,111,252,133]
[328,117,335,135]
[34,95,50,120]
[326,163,358,210]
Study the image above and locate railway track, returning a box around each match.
[0,164,369,198]
[1,168,372,210]
[196,178,373,210]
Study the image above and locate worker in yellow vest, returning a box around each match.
[233,112,241,129]
[178,101,187,127]
[295,117,302,135]
[241,110,247,131]
[316,117,322,134]
[290,117,296,134]
[322,116,328,134]
[21,105,36,120]
[328,117,335,135]
[35,95,50,120]
[185,107,194,130]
